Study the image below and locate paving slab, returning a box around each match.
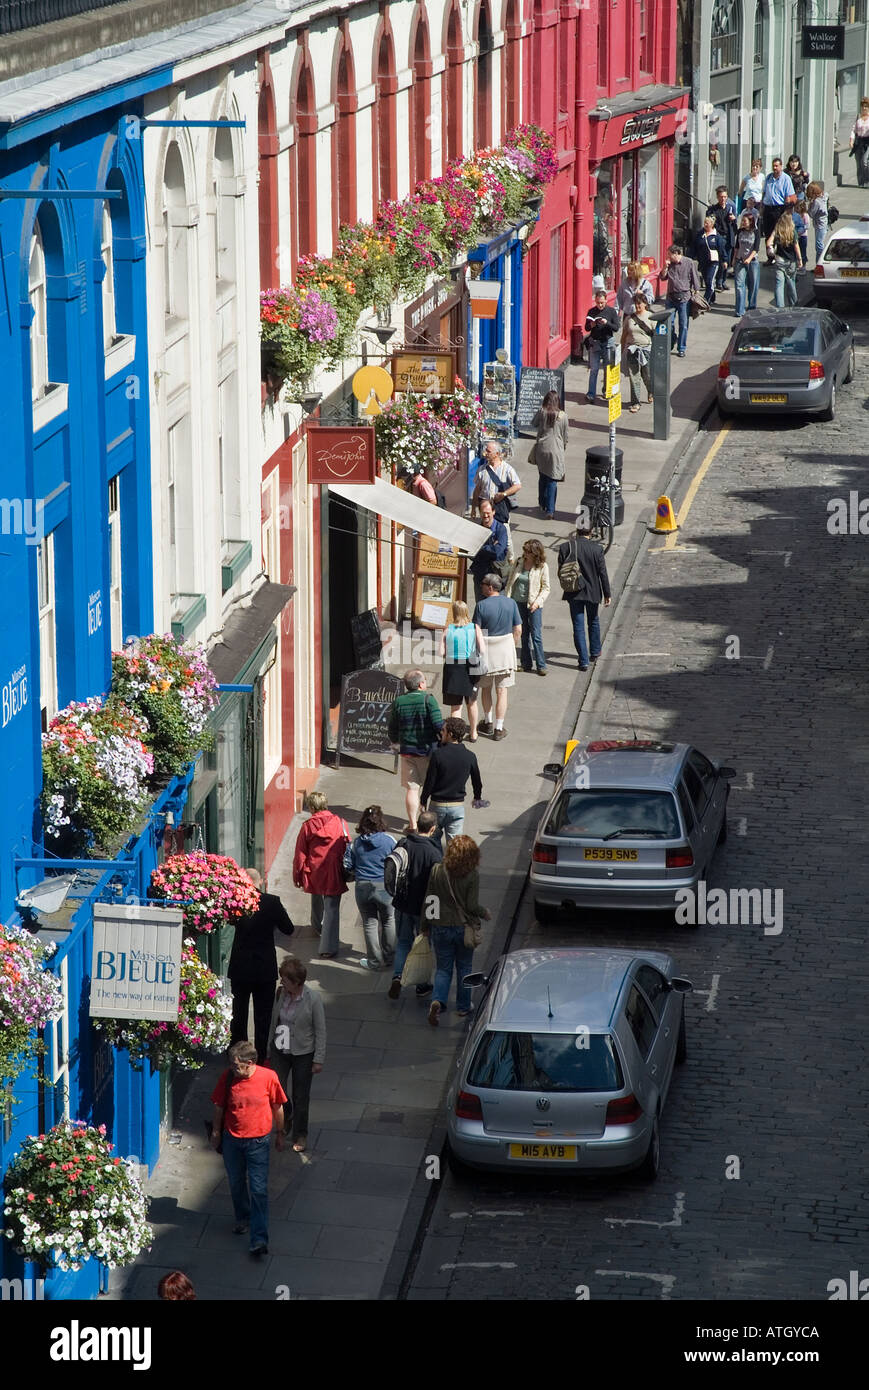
[285,1189,406,1232]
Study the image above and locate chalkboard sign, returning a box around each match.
[351,609,384,670]
[337,669,402,760]
[515,367,566,436]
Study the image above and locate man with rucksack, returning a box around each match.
[557,520,612,672]
[384,810,442,1000]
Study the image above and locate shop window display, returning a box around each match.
[593,164,617,291]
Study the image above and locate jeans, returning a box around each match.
[773,262,798,307]
[734,259,759,316]
[431,802,466,843]
[814,221,827,263]
[431,926,475,1012]
[516,602,546,671]
[271,1050,315,1141]
[311,894,341,954]
[229,977,276,1063]
[715,241,730,288]
[393,908,424,981]
[701,262,717,305]
[587,338,606,397]
[567,597,601,666]
[798,233,808,267]
[538,474,558,514]
[668,297,689,353]
[222,1132,271,1250]
[625,354,651,405]
[354,880,396,967]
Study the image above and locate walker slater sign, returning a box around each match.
[801,25,845,59]
[89,903,184,1021]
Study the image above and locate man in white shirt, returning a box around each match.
[471,442,521,560]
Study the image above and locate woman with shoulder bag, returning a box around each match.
[766,212,802,307]
[621,293,655,411]
[507,538,551,675]
[530,389,569,518]
[267,955,326,1153]
[440,600,483,739]
[423,835,490,1024]
[344,805,397,972]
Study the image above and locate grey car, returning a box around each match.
[446,947,692,1178]
[715,307,854,421]
[530,740,734,919]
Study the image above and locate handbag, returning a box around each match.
[341,841,355,882]
[486,464,518,520]
[528,442,537,467]
[400,932,435,988]
[443,867,483,949]
[689,289,710,319]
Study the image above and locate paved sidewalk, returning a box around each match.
[110,240,837,1301]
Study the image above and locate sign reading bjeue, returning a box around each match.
[90,903,184,1021]
[306,426,377,484]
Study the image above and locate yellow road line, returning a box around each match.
[659,423,731,550]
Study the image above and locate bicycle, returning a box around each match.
[584,473,614,554]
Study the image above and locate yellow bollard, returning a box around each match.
[652,495,678,534]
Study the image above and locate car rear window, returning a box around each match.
[545,789,681,839]
[468,1031,624,1092]
[823,238,869,263]
[733,326,816,355]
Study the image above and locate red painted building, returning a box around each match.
[523,0,689,368]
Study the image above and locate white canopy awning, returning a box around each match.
[329,477,492,557]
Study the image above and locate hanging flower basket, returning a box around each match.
[149,852,260,934]
[110,633,219,780]
[0,923,63,1098]
[3,1121,152,1273]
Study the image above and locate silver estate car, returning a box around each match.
[813,216,869,303]
[446,948,692,1178]
[530,740,734,919]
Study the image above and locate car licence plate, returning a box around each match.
[583,848,639,861]
[509,1143,577,1161]
[841,267,869,277]
[749,393,787,403]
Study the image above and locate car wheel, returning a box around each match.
[638,1115,660,1182]
[717,400,731,419]
[534,899,559,924]
[717,811,728,845]
[445,1139,472,1179]
[676,1007,687,1064]
[845,346,855,384]
[821,380,836,422]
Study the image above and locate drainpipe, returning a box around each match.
[573,0,599,339]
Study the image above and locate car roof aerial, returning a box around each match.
[487,948,675,1030]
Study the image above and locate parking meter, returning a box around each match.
[650,308,674,441]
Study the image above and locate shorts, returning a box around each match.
[400,753,430,789]
[479,669,515,690]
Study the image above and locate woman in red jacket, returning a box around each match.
[292,791,350,959]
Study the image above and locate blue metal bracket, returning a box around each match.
[139,120,246,129]
[217,683,254,693]
[0,189,122,199]
[14,857,135,874]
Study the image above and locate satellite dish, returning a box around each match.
[352,365,394,416]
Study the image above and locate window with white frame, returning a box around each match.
[108,475,123,649]
[101,203,117,350]
[639,0,653,73]
[49,956,70,1121]
[29,222,48,401]
[167,416,194,599]
[162,144,189,323]
[218,374,240,546]
[37,532,58,732]
[262,470,282,784]
[753,0,766,67]
[213,128,237,291]
[710,0,741,73]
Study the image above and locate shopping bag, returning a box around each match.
[400,933,435,988]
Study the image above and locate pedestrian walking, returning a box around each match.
[584,288,620,401]
[421,717,484,844]
[423,835,490,1026]
[228,867,295,1063]
[471,442,521,562]
[386,668,444,830]
[761,157,796,251]
[472,574,521,740]
[210,1041,286,1257]
[806,182,830,263]
[705,186,738,288]
[766,212,802,307]
[615,260,655,316]
[621,293,654,410]
[292,791,350,959]
[732,213,761,316]
[411,463,439,505]
[440,600,482,738]
[267,955,326,1153]
[785,154,810,199]
[530,389,569,518]
[557,520,612,671]
[469,497,509,602]
[506,538,551,673]
[385,809,442,1000]
[850,98,869,186]
[695,217,724,306]
[345,805,397,971]
[738,158,765,211]
[659,245,701,357]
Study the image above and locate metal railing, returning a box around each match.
[0,0,127,37]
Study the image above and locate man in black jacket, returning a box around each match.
[420,717,484,844]
[584,289,621,402]
[386,811,442,1000]
[557,522,612,671]
[228,868,295,1062]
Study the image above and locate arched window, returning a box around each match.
[444,5,464,163]
[753,1,766,66]
[410,16,431,186]
[100,205,117,350]
[374,32,397,206]
[557,10,570,117]
[213,127,237,290]
[532,0,546,122]
[335,44,357,229]
[258,75,279,290]
[503,0,520,132]
[475,1,493,148]
[162,143,189,322]
[639,0,654,74]
[29,222,48,400]
[710,0,741,73]
[597,0,608,87]
[292,58,318,265]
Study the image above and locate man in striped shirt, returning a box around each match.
[387,669,444,830]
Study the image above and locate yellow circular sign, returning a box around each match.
[352,365,394,416]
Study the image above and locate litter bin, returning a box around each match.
[583,444,625,527]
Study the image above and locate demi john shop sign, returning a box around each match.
[306,426,377,484]
[89,903,183,1020]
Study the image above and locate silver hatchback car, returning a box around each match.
[530,740,734,919]
[446,948,692,1178]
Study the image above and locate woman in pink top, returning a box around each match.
[850,98,869,187]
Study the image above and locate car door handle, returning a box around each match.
[663,1027,670,1038]
[649,1064,658,1075]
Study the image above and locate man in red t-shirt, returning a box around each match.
[210,1040,287,1256]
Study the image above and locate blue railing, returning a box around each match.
[0,0,127,37]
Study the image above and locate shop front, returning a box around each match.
[465,221,529,397]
